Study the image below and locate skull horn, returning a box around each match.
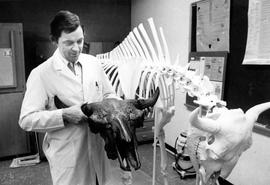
[189,107,220,134]
[133,87,160,110]
[54,96,68,109]
[245,102,270,124]
[81,103,94,117]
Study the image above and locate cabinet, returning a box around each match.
[0,23,30,158]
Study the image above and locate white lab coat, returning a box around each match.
[19,49,117,185]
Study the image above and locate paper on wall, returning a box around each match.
[243,0,270,65]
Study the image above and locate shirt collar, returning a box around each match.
[55,48,81,66]
[52,49,83,71]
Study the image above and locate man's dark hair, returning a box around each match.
[50,10,80,42]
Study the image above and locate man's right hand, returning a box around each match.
[62,104,88,126]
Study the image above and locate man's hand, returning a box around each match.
[62,104,88,126]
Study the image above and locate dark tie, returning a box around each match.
[67,62,76,75]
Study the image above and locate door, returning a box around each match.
[0,23,30,158]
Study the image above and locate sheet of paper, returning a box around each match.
[204,57,224,82]
[211,81,223,99]
[243,0,270,64]
[196,0,230,51]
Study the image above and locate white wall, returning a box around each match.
[131,0,196,63]
[131,1,270,185]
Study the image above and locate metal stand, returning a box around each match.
[10,132,41,168]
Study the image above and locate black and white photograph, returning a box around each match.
[0,0,269,185]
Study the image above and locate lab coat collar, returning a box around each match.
[52,48,83,71]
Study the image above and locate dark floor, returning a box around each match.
[0,142,196,185]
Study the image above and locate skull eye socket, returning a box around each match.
[208,135,215,145]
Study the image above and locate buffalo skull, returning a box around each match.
[54,88,160,171]
[187,102,270,185]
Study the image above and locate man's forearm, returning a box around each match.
[19,109,65,132]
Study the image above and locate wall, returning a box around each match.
[0,0,131,76]
[131,0,270,185]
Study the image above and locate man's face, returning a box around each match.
[57,26,84,63]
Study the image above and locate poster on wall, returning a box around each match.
[186,52,227,107]
[0,48,16,88]
[242,0,270,65]
[196,0,230,52]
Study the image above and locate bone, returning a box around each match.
[133,27,153,62]
[97,17,243,185]
[118,62,142,99]
[126,36,139,57]
[138,23,159,63]
[129,32,146,59]
[148,18,165,63]
[159,27,171,65]
[54,91,160,172]
[188,102,270,185]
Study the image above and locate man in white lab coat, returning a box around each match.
[19,10,118,185]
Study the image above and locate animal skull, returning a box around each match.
[187,102,270,184]
[54,88,160,171]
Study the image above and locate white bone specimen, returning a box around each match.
[96,17,265,185]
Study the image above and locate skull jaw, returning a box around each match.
[117,148,141,171]
[116,139,141,171]
[101,129,141,171]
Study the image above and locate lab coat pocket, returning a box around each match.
[93,80,103,102]
[48,139,76,168]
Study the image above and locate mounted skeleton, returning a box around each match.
[97,18,270,185]
[98,18,179,185]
